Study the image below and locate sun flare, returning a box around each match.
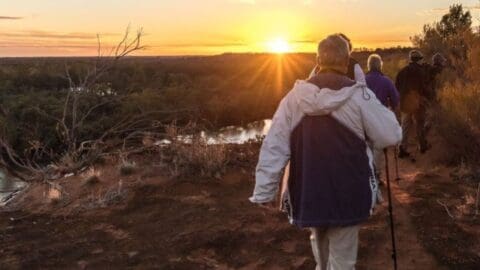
[267,38,291,54]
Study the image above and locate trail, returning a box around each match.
[0,147,477,269]
[357,151,447,270]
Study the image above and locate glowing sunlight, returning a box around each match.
[267,38,291,54]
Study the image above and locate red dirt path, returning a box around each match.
[0,148,479,269]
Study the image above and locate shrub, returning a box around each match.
[164,123,228,178]
[436,83,480,164]
[411,4,473,78]
[82,168,102,186]
[119,160,137,176]
[83,174,101,186]
[83,180,127,209]
[412,4,480,166]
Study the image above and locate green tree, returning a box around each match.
[438,4,472,38]
[412,4,473,72]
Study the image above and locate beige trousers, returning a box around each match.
[400,109,427,151]
[310,225,360,270]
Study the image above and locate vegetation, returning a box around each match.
[0,27,169,180]
[412,4,480,165]
[2,5,479,179]
[0,40,411,181]
[162,123,229,178]
[412,4,473,76]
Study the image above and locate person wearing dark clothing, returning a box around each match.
[340,33,366,83]
[424,53,447,101]
[396,50,430,157]
[346,57,363,82]
[422,53,447,137]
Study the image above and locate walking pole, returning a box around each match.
[387,97,401,183]
[384,148,398,270]
[394,146,401,182]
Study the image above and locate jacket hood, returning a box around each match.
[292,80,366,115]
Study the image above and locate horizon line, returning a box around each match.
[0,47,414,58]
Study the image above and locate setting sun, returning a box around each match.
[267,38,291,54]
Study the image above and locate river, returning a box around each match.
[157,119,272,145]
[0,119,272,205]
[0,171,27,206]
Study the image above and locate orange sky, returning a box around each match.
[0,0,479,56]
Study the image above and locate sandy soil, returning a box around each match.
[0,145,479,269]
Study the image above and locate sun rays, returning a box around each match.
[266,38,292,54]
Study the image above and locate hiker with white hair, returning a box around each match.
[366,54,399,109]
[365,54,400,182]
[308,33,365,83]
[250,34,402,270]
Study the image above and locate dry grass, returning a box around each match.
[436,82,480,164]
[82,168,102,186]
[164,123,229,178]
[83,180,127,209]
[83,175,101,186]
[119,160,137,176]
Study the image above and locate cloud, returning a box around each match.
[292,39,316,43]
[0,42,96,49]
[229,0,314,5]
[157,42,247,48]
[0,29,137,56]
[229,0,255,4]
[437,5,480,12]
[418,5,480,16]
[0,16,22,20]
[0,30,119,40]
[0,30,123,55]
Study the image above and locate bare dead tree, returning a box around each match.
[0,25,195,182]
[0,26,151,181]
[50,26,148,176]
[69,26,145,91]
[61,26,145,150]
[0,137,43,180]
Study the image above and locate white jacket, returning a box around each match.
[308,64,366,83]
[250,80,402,204]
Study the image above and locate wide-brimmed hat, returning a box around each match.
[409,50,424,62]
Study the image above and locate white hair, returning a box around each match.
[368,54,383,72]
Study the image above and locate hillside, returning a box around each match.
[0,133,479,269]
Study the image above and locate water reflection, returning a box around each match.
[205,119,272,144]
[0,120,273,205]
[157,119,272,145]
[0,171,27,205]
